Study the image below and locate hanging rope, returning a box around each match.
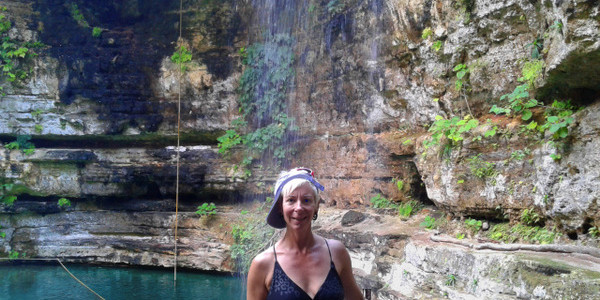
[173,0,184,285]
[0,257,105,299]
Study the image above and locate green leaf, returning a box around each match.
[526,121,538,130]
[484,128,496,138]
[453,64,465,72]
[556,127,569,139]
[522,110,532,121]
[525,99,538,108]
[490,105,510,115]
[549,123,563,134]
[457,70,467,79]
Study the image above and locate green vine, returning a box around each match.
[218,34,297,175]
[423,115,479,150]
[0,7,43,95]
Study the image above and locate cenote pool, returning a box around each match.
[0,263,245,300]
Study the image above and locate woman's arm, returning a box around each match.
[247,252,270,300]
[330,240,364,300]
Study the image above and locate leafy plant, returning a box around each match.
[488,223,559,244]
[519,59,544,88]
[453,64,469,92]
[489,84,538,121]
[590,226,599,238]
[431,40,442,52]
[453,0,474,23]
[0,7,42,94]
[393,178,404,191]
[229,203,275,273]
[446,274,456,286]
[92,27,102,38]
[398,201,420,218]
[34,124,43,134]
[8,250,20,260]
[171,45,192,72]
[526,38,543,59]
[465,218,482,233]
[538,100,575,140]
[421,27,433,40]
[420,216,437,229]
[370,194,397,209]
[510,148,530,161]
[68,3,89,28]
[0,225,5,239]
[423,115,479,149]
[195,202,217,217]
[520,208,542,226]
[549,20,563,32]
[218,34,297,173]
[456,233,465,239]
[57,197,71,208]
[1,183,17,206]
[466,154,498,180]
[4,135,35,155]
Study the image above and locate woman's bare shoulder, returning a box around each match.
[251,246,276,271]
[322,237,348,253]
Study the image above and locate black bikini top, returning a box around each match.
[266,239,345,300]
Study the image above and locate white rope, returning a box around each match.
[173,0,184,285]
[0,257,105,299]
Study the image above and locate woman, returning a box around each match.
[247,168,364,300]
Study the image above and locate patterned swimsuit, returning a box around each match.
[266,239,345,300]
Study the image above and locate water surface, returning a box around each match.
[0,263,244,300]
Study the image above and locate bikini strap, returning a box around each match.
[272,245,278,262]
[324,238,333,263]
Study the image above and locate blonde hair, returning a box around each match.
[281,178,320,204]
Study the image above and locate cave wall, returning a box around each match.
[0,0,599,279]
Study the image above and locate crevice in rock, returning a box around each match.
[581,217,593,235]
[0,133,221,149]
[408,160,434,206]
[538,50,600,104]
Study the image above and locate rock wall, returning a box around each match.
[0,0,599,298]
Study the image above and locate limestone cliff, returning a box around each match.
[1,0,599,299]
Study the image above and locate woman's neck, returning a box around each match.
[279,228,317,253]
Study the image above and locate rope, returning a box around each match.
[0,257,105,299]
[173,0,184,285]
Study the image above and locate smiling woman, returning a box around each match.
[246,168,364,300]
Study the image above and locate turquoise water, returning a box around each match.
[0,263,245,300]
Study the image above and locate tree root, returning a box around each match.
[430,234,600,259]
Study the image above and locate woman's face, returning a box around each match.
[281,183,318,229]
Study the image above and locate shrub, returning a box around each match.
[195,203,217,217]
[57,197,71,208]
[520,208,542,226]
[466,154,498,180]
[92,27,102,38]
[465,218,482,233]
[420,216,436,229]
[398,201,420,218]
[370,194,397,209]
[421,27,433,40]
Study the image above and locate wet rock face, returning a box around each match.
[34,0,179,133]
[1,211,232,272]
